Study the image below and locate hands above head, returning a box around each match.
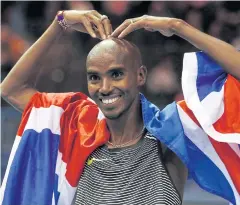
[60,12,178,40]
[60,12,177,40]
[111,15,177,39]
[61,10,113,39]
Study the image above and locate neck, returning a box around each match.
[106,95,144,148]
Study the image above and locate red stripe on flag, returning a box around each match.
[210,138,240,194]
[213,75,240,134]
[178,100,240,194]
[59,101,109,187]
[17,92,89,136]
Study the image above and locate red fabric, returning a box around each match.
[178,100,240,194]
[17,92,110,187]
[213,75,240,134]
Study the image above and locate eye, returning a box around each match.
[88,74,100,82]
[112,71,124,79]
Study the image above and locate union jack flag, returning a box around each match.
[0,52,239,205]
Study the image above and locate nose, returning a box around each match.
[99,78,112,95]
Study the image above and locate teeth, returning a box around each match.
[102,97,120,104]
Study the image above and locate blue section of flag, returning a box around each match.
[140,94,235,204]
[54,174,60,204]
[3,129,60,205]
[196,52,227,101]
[183,137,235,203]
[141,96,188,162]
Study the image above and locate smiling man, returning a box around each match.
[1,9,240,205]
[73,39,185,204]
[86,39,144,121]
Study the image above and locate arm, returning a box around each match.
[1,10,112,112]
[0,20,61,112]
[165,150,188,201]
[171,19,240,80]
[111,16,240,80]
[160,144,188,200]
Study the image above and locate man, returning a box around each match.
[1,10,239,205]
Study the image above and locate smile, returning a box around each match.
[101,96,121,105]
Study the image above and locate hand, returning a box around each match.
[62,10,112,39]
[111,15,176,39]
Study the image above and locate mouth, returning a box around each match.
[100,95,121,105]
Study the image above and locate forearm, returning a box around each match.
[171,19,240,80]
[1,19,63,97]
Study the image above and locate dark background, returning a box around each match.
[1,1,239,204]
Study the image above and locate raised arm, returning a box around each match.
[111,16,240,80]
[1,10,112,112]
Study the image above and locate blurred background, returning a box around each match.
[1,1,240,205]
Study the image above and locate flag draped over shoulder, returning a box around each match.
[1,51,239,205]
[0,92,110,205]
[142,51,240,205]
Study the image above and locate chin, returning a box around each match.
[101,109,124,120]
[103,112,121,120]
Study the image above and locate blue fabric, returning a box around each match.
[196,52,227,101]
[54,174,60,205]
[3,129,60,205]
[140,94,235,204]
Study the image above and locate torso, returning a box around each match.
[74,133,182,205]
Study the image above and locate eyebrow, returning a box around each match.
[107,67,126,73]
[87,67,127,75]
[86,70,98,75]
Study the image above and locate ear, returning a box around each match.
[137,65,147,86]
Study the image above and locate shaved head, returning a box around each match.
[86,38,147,119]
[86,38,142,70]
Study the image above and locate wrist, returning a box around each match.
[56,11,70,30]
[51,18,63,32]
[170,18,187,35]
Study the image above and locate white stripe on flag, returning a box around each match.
[97,109,105,120]
[55,151,77,205]
[177,105,240,205]
[24,106,64,135]
[229,144,240,158]
[182,52,240,144]
[55,151,67,193]
[57,178,77,205]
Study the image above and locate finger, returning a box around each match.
[102,18,112,37]
[118,20,143,39]
[91,10,102,18]
[144,27,155,32]
[111,20,129,37]
[89,15,106,39]
[71,23,87,33]
[91,11,112,37]
[94,31,103,39]
[71,23,102,39]
[111,16,143,37]
[82,18,97,38]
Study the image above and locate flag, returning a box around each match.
[142,51,240,205]
[0,92,110,205]
[1,52,239,205]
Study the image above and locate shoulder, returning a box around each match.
[18,92,99,136]
[26,91,93,109]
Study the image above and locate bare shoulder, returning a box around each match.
[162,145,188,200]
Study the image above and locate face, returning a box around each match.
[87,51,145,119]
